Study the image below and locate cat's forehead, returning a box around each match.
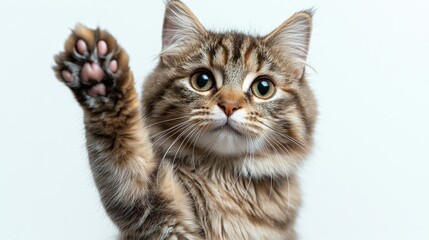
[205,32,265,68]
[199,32,278,84]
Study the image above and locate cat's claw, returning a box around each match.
[54,25,130,109]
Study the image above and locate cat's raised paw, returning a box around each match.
[54,25,130,109]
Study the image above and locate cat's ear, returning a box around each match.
[264,10,313,79]
[161,0,206,65]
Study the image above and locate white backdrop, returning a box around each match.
[1,0,428,239]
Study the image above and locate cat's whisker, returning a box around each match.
[198,126,221,158]
[151,120,191,142]
[189,116,218,122]
[181,125,204,170]
[154,124,193,153]
[276,132,310,154]
[264,133,301,170]
[261,122,310,153]
[267,134,302,211]
[169,124,202,199]
[146,116,189,128]
[258,138,275,198]
[242,126,256,199]
[191,127,205,170]
[172,121,203,166]
[243,172,252,200]
[262,135,296,214]
[231,129,249,188]
[274,139,297,213]
[161,123,201,174]
[152,122,194,157]
[161,122,199,164]
[151,124,187,143]
[156,122,198,202]
[190,109,211,114]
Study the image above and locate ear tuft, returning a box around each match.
[264,10,313,79]
[161,0,206,64]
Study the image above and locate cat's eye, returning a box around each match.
[190,70,214,92]
[251,77,276,99]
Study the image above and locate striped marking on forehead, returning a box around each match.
[207,33,267,72]
[232,35,244,62]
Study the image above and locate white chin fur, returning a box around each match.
[196,129,264,156]
[192,106,264,156]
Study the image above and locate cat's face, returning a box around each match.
[143,1,316,171]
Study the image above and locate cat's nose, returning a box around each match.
[218,101,241,117]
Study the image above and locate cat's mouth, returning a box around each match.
[212,123,244,136]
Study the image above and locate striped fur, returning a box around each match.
[54,0,316,239]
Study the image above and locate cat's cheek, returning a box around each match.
[285,114,307,142]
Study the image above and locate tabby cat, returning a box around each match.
[54,0,317,239]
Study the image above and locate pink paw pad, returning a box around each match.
[76,39,88,55]
[64,38,117,98]
[97,40,108,56]
[109,60,118,73]
[88,83,107,97]
[81,62,105,82]
[61,70,74,83]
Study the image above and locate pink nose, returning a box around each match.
[218,102,241,117]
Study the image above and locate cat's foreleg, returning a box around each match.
[54,25,202,239]
[53,25,157,231]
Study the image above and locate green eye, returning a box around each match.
[190,70,214,92]
[251,77,276,99]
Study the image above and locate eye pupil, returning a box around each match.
[197,74,209,88]
[257,80,270,96]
